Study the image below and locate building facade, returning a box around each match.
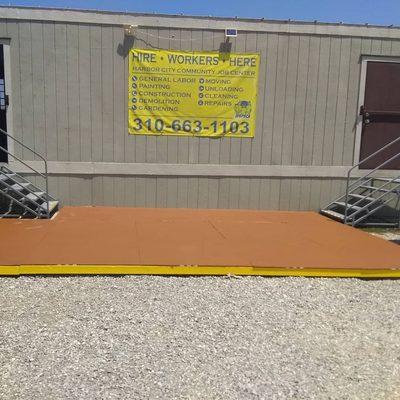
[1,6,400,210]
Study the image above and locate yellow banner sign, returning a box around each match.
[128,49,259,138]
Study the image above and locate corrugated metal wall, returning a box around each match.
[22,174,346,210]
[1,18,400,208]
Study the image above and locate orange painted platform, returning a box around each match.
[0,207,399,277]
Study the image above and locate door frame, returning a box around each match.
[354,55,400,173]
[0,39,13,161]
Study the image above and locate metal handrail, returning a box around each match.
[343,135,400,223]
[0,128,49,218]
[347,176,400,222]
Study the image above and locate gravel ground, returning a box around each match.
[0,276,400,400]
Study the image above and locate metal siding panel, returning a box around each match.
[332,37,351,165]
[291,35,310,165]
[101,26,114,162]
[6,21,23,151]
[66,24,81,162]
[390,40,400,56]
[124,176,135,206]
[208,178,219,208]
[217,178,230,208]
[289,178,301,210]
[381,39,392,55]
[90,25,103,162]
[69,176,92,205]
[54,23,70,161]
[48,175,59,200]
[30,22,47,159]
[0,20,6,36]
[92,176,104,205]
[241,32,257,165]
[177,176,189,207]
[312,36,331,165]
[145,178,157,207]
[371,39,382,54]
[78,24,92,161]
[329,178,343,201]
[258,178,271,209]
[279,178,291,210]
[197,177,209,208]
[261,33,278,164]
[156,177,168,207]
[321,37,341,166]
[319,179,332,206]
[167,177,178,207]
[301,36,320,165]
[113,177,126,206]
[299,178,311,210]
[42,22,58,161]
[57,176,70,205]
[113,30,125,163]
[238,178,251,209]
[309,179,322,210]
[103,176,114,205]
[343,37,362,166]
[187,177,199,208]
[19,22,35,159]
[270,34,289,164]
[228,178,240,209]
[135,177,147,207]
[361,38,372,54]
[281,35,299,165]
[268,178,281,209]
[251,32,267,165]
[248,178,261,209]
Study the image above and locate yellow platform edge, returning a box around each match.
[1,265,400,278]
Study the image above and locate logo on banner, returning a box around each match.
[234,101,251,118]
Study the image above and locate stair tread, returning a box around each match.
[348,193,376,202]
[360,185,390,192]
[39,200,59,212]
[320,209,345,221]
[25,192,46,201]
[334,201,363,210]
[0,173,15,180]
[11,182,30,190]
[373,177,400,183]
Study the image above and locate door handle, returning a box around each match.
[359,105,370,124]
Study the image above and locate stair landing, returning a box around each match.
[0,206,399,277]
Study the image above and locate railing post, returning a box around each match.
[44,160,49,218]
[344,171,351,224]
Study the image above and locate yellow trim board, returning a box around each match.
[1,265,400,278]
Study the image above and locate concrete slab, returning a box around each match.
[0,206,399,277]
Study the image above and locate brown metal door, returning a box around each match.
[359,61,400,169]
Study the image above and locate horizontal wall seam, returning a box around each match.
[6,161,400,178]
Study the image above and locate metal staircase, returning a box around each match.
[320,136,400,227]
[0,128,58,218]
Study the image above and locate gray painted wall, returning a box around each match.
[1,11,400,209]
